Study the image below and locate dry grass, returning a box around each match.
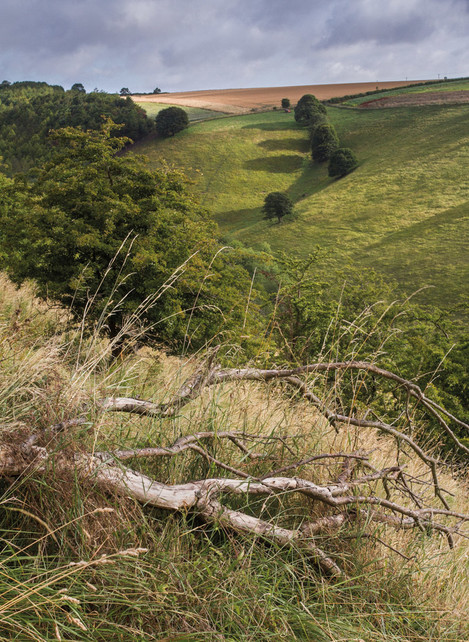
[0,271,468,640]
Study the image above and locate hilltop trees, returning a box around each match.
[155,106,189,137]
[263,192,293,223]
[0,82,154,173]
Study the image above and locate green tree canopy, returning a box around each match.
[155,106,189,137]
[328,148,359,177]
[294,94,326,125]
[0,120,264,352]
[311,123,339,162]
[71,83,86,93]
[262,192,293,223]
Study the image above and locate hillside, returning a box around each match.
[133,96,469,309]
[1,273,469,640]
[133,79,427,114]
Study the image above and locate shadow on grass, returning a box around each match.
[245,155,304,173]
[216,206,263,229]
[258,138,310,153]
[241,120,299,132]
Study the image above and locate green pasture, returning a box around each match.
[132,105,469,308]
[135,100,224,122]
[343,78,469,106]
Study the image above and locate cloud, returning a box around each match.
[0,0,468,92]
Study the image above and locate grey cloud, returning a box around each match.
[0,0,468,92]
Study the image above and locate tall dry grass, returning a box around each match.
[0,272,467,640]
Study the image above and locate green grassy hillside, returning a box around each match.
[343,77,469,106]
[135,100,223,121]
[132,104,469,309]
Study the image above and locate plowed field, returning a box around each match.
[133,80,423,114]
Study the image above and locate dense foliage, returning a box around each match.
[294,93,326,125]
[155,106,189,137]
[0,121,262,352]
[311,122,339,162]
[328,147,359,177]
[0,81,154,173]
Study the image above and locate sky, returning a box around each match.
[1,0,468,93]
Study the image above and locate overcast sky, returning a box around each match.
[1,0,468,93]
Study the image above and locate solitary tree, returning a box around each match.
[120,87,131,96]
[155,106,189,137]
[281,98,290,109]
[328,148,358,177]
[263,192,293,223]
[71,83,86,93]
[153,87,162,94]
[311,123,339,162]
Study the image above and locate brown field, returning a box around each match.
[359,89,469,108]
[133,80,425,114]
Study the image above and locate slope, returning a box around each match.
[132,103,469,309]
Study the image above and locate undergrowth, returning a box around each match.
[0,274,468,641]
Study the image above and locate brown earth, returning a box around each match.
[132,80,425,114]
[359,90,469,109]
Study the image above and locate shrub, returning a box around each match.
[328,148,359,177]
[281,98,290,108]
[155,106,188,137]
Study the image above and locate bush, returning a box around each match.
[155,106,188,137]
[281,98,290,108]
[262,192,293,223]
[311,123,339,162]
[328,148,359,177]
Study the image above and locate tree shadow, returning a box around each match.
[241,121,299,132]
[217,206,262,229]
[258,138,310,153]
[245,155,304,173]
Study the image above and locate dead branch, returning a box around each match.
[3,356,469,578]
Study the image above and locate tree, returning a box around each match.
[311,123,339,162]
[155,106,189,137]
[262,192,293,223]
[71,83,86,93]
[153,87,162,94]
[120,87,131,96]
[294,94,326,125]
[281,98,290,108]
[0,120,263,351]
[328,148,358,177]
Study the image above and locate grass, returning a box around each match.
[0,273,468,640]
[132,104,469,310]
[135,101,224,122]
[343,78,469,106]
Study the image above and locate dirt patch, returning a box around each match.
[132,81,423,114]
[359,90,469,109]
